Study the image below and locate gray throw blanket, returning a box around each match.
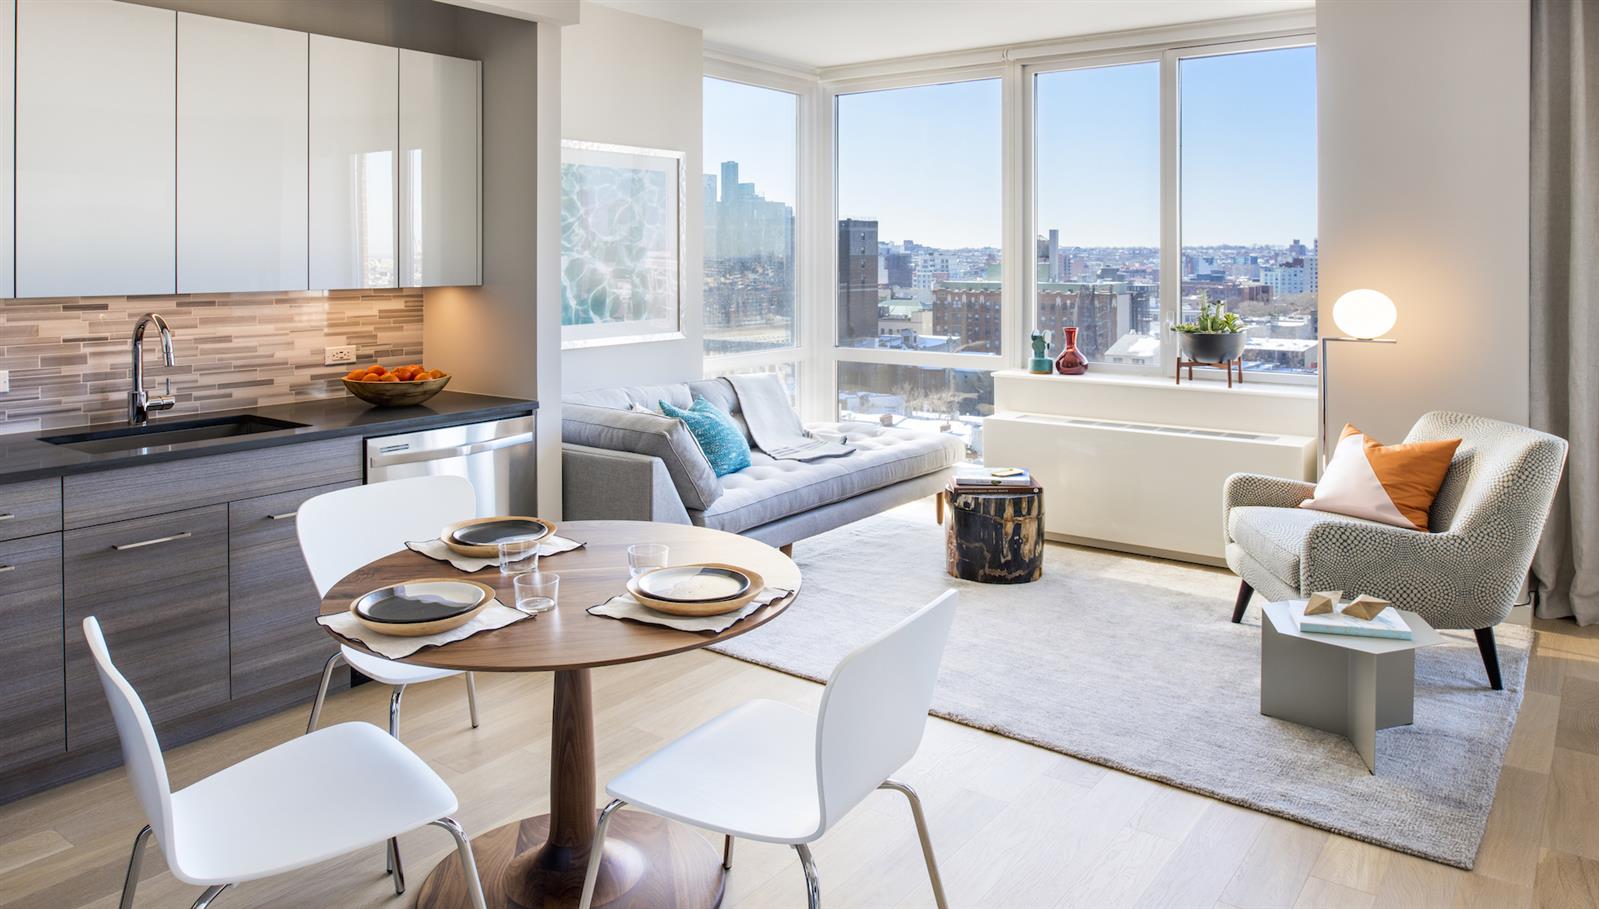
[727,373,856,461]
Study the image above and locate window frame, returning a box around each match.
[701,60,817,408]
[822,64,1014,423]
[1022,32,1318,386]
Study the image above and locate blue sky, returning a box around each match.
[704,44,1316,250]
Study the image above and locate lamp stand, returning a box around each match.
[1318,336,1398,470]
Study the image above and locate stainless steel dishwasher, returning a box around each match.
[365,415,536,516]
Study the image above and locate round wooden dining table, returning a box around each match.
[317,520,801,909]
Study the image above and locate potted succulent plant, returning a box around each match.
[1173,300,1249,363]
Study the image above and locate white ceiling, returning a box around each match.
[592,0,1315,70]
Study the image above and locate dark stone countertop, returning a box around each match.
[0,391,538,484]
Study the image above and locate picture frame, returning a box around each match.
[559,139,687,349]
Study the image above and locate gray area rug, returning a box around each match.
[710,509,1531,869]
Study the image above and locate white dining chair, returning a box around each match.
[296,474,484,891]
[579,589,958,909]
[85,617,487,909]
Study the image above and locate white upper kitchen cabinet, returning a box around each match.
[16,0,176,298]
[310,34,398,290]
[1,0,14,299]
[400,49,481,287]
[178,14,308,294]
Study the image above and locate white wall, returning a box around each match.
[1317,0,1530,446]
[560,3,704,393]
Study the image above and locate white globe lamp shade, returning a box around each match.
[1332,289,1397,340]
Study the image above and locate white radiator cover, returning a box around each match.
[984,371,1316,565]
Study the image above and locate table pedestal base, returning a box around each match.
[415,810,726,909]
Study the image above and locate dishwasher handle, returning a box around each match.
[368,431,534,469]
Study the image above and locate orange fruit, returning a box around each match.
[344,368,366,381]
[378,373,400,383]
[368,365,387,377]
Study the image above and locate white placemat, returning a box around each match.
[318,599,531,660]
[587,586,791,633]
[405,534,584,572]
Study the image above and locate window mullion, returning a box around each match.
[1159,48,1181,379]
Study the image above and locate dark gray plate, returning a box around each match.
[450,518,551,547]
[353,580,490,624]
[636,566,752,603]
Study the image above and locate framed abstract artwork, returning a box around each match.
[560,140,687,349]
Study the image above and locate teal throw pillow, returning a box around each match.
[660,397,751,477]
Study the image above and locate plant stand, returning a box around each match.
[1175,355,1244,387]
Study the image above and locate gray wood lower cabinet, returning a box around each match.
[63,505,231,751]
[229,481,357,699]
[0,533,65,773]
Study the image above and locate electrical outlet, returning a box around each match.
[324,346,357,367]
[0,369,8,393]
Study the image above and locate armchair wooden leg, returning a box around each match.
[780,543,794,557]
[1231,580,1254,624]
[1475,627,1504,690]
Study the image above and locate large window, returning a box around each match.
[1180,45,1318,375]
[1034,62,1161,367]
[703,77,798,357]
[1029,40,1317,380]
[835,79,1003,355]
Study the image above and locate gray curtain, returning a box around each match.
[1531,0,1599,624]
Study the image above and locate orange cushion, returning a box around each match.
[1299,424,1461,531]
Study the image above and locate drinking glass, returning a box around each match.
[513,571,558,615]
[499,538,540,576]
[628,543,669,578]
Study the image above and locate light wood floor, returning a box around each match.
[5,547,1599,908]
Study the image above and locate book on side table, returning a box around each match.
[952,465,1033,489]
[1288,599,1414,641]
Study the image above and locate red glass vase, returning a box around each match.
[1054,326,1087,375]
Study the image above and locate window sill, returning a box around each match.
[991,368,1316,401]
[990,368,1316,437]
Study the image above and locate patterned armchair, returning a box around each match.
[1223,411,1568,689]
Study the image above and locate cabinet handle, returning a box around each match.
[0,565,13,574]
[0,513,14,522]
[267,512,298,521]
[112,531,192,551]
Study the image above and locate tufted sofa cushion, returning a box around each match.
[692,422,965,533]
[562,403,723,510]
[565,379,753,442]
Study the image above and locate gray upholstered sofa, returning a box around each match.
[562,378,963,548]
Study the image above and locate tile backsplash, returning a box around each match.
[0,289,423,433]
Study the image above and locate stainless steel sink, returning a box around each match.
[40,415,308,454]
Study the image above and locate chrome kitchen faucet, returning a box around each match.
[128,312,177,424]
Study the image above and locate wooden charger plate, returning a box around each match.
[441,516,558,558]
[350,578,496,637]
[625,564,766,617]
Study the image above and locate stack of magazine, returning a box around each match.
[952,465,1033,490]
[1289,599,1413,641]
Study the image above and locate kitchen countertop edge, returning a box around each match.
[0,391,539,484]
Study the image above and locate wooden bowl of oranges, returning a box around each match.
[341,364,451,407]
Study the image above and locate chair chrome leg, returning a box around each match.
[191,884,231,909]
[465,672,481,728]
[880,779,949,909]
[795,843,820,909]
[380,682,409,880]
[722,834,734,871]
[431,817,488,909]
[118,825,153,909]
[305,650,344,734]
[388,684,406,738]
[386,835,405,895]
[578,799,626,909]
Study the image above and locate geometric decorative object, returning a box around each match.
[1305,590,1343,615]
[560,140,686,349]
[1343,594,1392,621]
